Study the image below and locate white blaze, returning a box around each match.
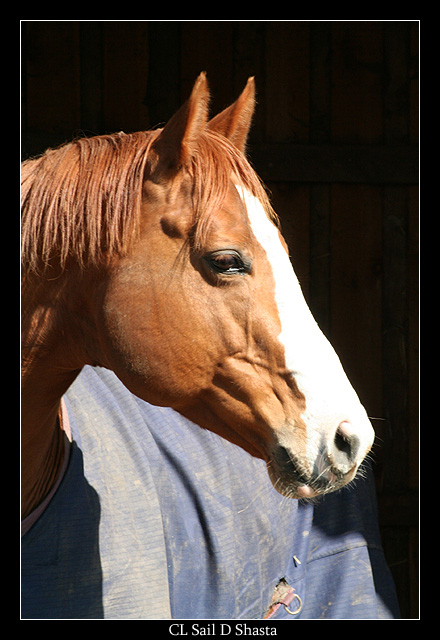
[236,185,374,465]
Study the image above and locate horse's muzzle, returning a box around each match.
[268,420,367,499]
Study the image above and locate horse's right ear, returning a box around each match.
[150,72,210,176]
[207,77,255,154]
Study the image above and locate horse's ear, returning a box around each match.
[151,72,210,174]
[207,77,255,153]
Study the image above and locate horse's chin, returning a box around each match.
[266,446,355,500]
[266,461,317,499]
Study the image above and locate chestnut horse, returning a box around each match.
[21,74,374,521]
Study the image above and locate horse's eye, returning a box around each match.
[205,250,251,276]
[212,254,242,272]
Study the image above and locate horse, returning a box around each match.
[21,73,375,523]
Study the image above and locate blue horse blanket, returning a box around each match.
[21,366,399,619]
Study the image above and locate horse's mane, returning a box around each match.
[21,129,276,274]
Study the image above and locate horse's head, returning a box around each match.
[95,73,374,498]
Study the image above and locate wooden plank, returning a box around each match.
[181,22,234,117]
[267,183,310,300]
[331,22,384,144]
[409,23,419,146]
[407,185,419,491]
[23,22,81,152]
[309,22,331,143]
[103,22,149,133]
[264,22,310,143]
[309,185,331,337]
[329,184,383,417]
[380,24,413,494]
[381,186,410,491]
[79,22,104,135]
[231,22,266,143]
[384,22,411,144]
[145,22,182,127]
[308,23,331,337]
[377,490,418,528]
[250,143,418,184]
[231,22,266,92]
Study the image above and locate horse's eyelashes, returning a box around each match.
[205,250,251,276]
[213,254,242,271]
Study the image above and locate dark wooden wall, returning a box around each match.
[21,21,419,618]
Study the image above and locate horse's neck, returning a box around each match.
[21,280,85,519]
[21,352,77,520]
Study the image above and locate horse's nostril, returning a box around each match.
[330,421,360,474]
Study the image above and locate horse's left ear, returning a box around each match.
[207,77,256,153]
[151,72,210,175]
